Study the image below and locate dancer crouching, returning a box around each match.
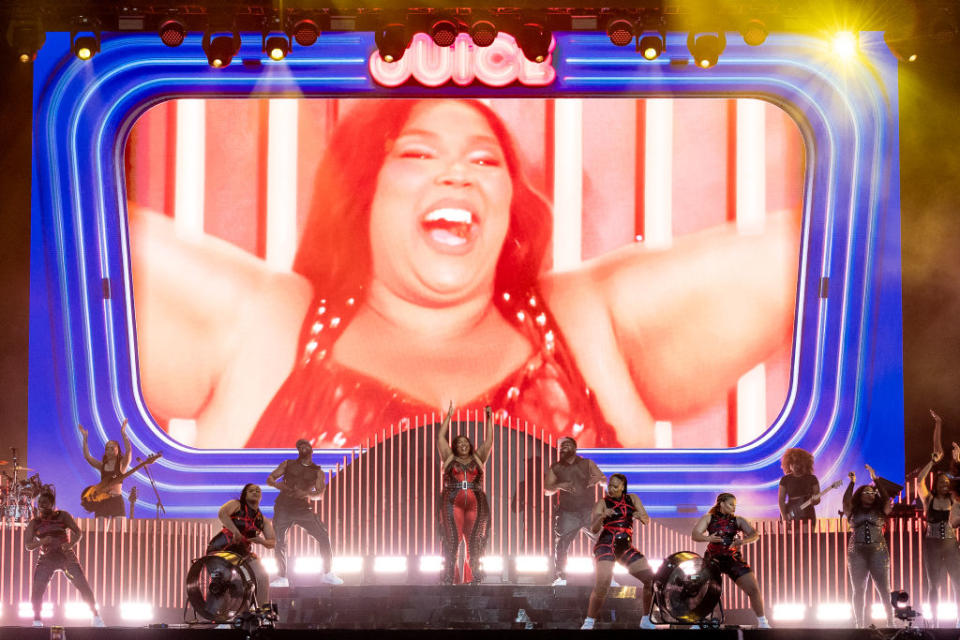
[581,474,656,630]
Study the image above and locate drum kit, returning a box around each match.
[0,449,44,524]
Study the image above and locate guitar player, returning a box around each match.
[78,419,132,518]
[778,448,821,521]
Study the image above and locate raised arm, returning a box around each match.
[918,451,943,501]
[120,418,133,471]
[436,402,455,465]
[866,464,895,516]
[475,406,496,464]
[842,471,856,517]
[77,424,102,470]
[630,494,650,526]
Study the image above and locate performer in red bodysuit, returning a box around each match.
[437,403,494,584]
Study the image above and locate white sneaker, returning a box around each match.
[92,615,106,628]
[581,617,596,630]
[270,576,290,588]
[321,571,344,585]
[32,620,43,628]
[551,577,567,586]
[640,615,656,629]
[610,577,620,587]
[756,616,771,629]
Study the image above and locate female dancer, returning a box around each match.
[778,447,821,521]
[78,419,131,518]
[843,466,894,627]
[917,436,960,626]
[581,474,656,630]
[437,403,494,584]
[692,493,770,628]
[207,483,277,606]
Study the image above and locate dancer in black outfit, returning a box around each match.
[581,474,656,630]
[24,490,104,627]
[692,493,770,628]
[267,439,342,587]
[843,466,893,628]
[545,436,606,586]
[207,484,276,607]
[778,448,821,521]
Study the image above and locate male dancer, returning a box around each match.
[267,439,342,587]
[24,489,104,627]
[545,436,606,585]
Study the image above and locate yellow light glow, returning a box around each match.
[643,47,658,60]
[269,47,286,61]
[699,58,712,68]
[831,31,858,59]
[212,58,223,68]
[908,53,918,62]
[77,47,92,60]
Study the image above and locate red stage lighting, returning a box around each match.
[469,19,497,47]
[430,18,459,48]
[606,18,635,47]
[291,19,320,47]
[158,19,187,47]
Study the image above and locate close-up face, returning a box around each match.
[368,101,513,306]
[37,496,54,515]
[608,476,625,498]
[559,438,577,458]
[860,487,878,506]
[720,497,737,515]
[105,441,119,458]
[936,475,952,497]
[245,485,262,507]
[297,442,313,458]
[454,436,472,457]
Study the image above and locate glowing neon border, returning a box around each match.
[28,30,902,517]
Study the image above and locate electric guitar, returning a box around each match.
[784,479,843,521]
[81,452,161,512]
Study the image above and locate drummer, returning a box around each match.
[206,484,276,607]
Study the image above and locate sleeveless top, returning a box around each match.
[551,457,596,512]
[443,459,484,493]
[275,458,321,512]
[925,498,956,540]
[705,512,743,558]
[100,456,125,496]
[848,510,886,547]
[221,502,265,553]
[600,494,636,536]
[31,511,70,555]
[246,287,619,449]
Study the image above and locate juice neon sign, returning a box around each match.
[369,32,556,88]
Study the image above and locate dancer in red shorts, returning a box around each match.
[437,403,494,585]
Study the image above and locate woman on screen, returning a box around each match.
[130,98,799,449]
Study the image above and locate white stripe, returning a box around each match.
[654,421,673,448]
[552,99,583,271]
[736,363,767,444]
[266,99,299,271]
[736,99,766,235]
[174,99,205,238]
[643,99,672,249]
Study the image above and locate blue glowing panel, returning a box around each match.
[29,30,901,518]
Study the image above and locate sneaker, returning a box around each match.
[640,615,656,630]
[270,576,290,588]
[321,571,344,585]
[92,615,106,628]
[581,617,596,630]
[756,616,771,629]
[551,576,567,586]
[32,620,43,628]
[610,577,620,588]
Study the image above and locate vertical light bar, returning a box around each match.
[266,99,299,271]
[736,99,766,235]
[736,363,767,444]
[174,99,206,238]
[552,99,583,271]
[643,99,673,249]
[653,421,672,448]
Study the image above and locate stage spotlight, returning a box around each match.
[7,20,44,63]
[741,19,768,46]
[606,18,635,47]
[430,18,459,48]
[469,18,497,47]
[687,32,726,68]
[830,31,859,60]
[516,23,552,63]
[884,31,920,62]
[72,34,99,60]
[375,23,412,63]
[203,31,240,68]
[264,34,291,61]
[291,19,320,47]
[158,19,186,47]
[639,33,664,60]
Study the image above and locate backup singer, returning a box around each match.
[78,419,131,518]
[266,439,342,587]
[24,490,104,627]
[207,484,276,607]
[437,403,494,585]
[917,443,960,627]
[843,466,893,628]
[778,448,821,521]
[544,436,606,586]
[581,474,656,630]
[692,493,770,628]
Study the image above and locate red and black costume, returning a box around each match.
[440,459,490,584]
[28,510,98,616]
[704,512,753,580]
[593,494,645,566]
[207,502,265,556]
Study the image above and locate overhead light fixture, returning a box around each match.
[687,32,726,68]
[883,30,920,62]
[516,22,552,63]
[263,34,291,61]
[606,17,635,47]
[290,18,320,47]
[202,30,241,68]
[158,18,186,47]
[636,13,665,60]
[6,18,45,63]
[72,34,99,60]
[430,17,459,48]
[469,17,498,47]
[741,19,768,46]
[375,23,412,63]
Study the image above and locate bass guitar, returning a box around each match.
[81,452,161,512]
[784,479,843,521]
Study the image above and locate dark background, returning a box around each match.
[1,34,958,475]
